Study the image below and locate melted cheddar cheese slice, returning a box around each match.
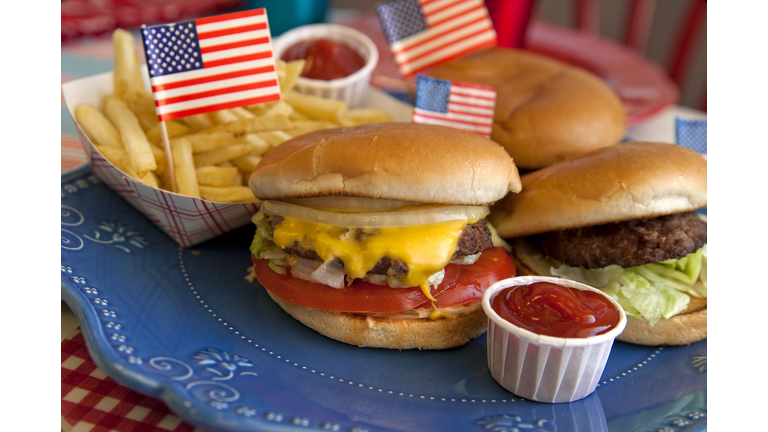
[271,216,481,290]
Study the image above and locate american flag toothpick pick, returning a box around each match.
[376,0,497,78]
[139,9,281,192]
[412,75,496,138]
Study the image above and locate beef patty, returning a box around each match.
[530,212,707,269]
[270,216,494,276]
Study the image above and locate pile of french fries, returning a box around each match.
[74,29,393,202]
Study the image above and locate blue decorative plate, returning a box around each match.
[61,165,707,432]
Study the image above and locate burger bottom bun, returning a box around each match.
[266,291,487,350]
[510,246,707,346]
[617,297,707,346]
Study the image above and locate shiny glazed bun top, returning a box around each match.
[249,123,522,205]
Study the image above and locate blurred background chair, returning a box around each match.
[485,0,706,110]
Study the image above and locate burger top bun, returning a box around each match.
[424,47,627,170]
[249,123,522,205]
[488,142,707,239]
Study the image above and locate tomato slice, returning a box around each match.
[253,247,515,314]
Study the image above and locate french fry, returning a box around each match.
[285,120,339,137]
[75,104,123,148]
[230,107,256,120]
[210,109,241,125]
[263,100,295,117]
[199,185,258,202]
[196,166,239,186]
[288,109,311,121]
[193,143,261,167]
[342,107,393,125]
[230,153,263,172]
[95,145,139,179]
[256,130,293,148]
[123,91,159,132]
[246,101,277,116]
[146,120,189,144]
[112,29,145,99]
[277,59,306,93]
[178,113,215,131]
[181,115,292,153]
[284,90,348,122]
[171,138,200,197]
[103,95,157,177]
[149,144,167,176]
[140,171,161,188]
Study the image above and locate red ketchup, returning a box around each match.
[280,38,366,80]
[491,282,620,338]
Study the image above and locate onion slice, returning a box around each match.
[262,200,490,227]
[282,196,423,212]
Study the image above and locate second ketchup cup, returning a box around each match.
[272,24,378,108]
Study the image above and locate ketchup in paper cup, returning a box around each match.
[482,276,627,403]
[273,24,378,108]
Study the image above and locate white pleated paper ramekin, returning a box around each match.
[272,24,378,108]
[482,276,627,403]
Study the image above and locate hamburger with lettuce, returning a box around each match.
[247,123,522,349]
[488,141,707,345]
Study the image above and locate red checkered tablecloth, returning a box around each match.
[61,327,207,432]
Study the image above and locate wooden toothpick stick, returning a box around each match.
[159,121,177,193]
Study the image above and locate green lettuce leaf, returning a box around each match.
[249,210,288,275]
[522,240,707,326]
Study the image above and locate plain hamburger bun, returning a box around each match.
[509,240,707,346]
[249,123,522,205]
[488,141,707,239]
[266,291,487,350]
[424,47,627,170]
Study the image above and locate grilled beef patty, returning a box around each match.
[269,216,494,276]
[530,211,707,269]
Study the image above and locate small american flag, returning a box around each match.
[376,0,497,78]
[140,9,281,122]
[675,117,707,155]
[412,75,496,137]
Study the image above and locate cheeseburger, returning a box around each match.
[424,47,627,171]
[248,123,522,349]
[488,142,707,346]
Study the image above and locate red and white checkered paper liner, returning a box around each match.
[62,327,207,432]
[61,72,260,248]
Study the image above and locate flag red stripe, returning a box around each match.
[155,80,279,106]
[423,0,468,20]
[195,9,265,26]
[200,37,270,54]
[197,23,268,40]
[402,38,496,76]
[397,26,494,68]
[426,3,484,28]
[447,108,493,118]
[203,51,273,68]
[159,94,281,121]
[151,65,275,92]
[415,111,492,128]
[392,15,489,55]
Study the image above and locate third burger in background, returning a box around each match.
[424,47,627,171]
[488,142,707,346]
